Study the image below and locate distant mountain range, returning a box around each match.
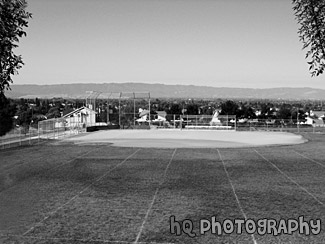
[5,83,325,100]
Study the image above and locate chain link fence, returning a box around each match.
[0,125,39,149]
[0,116,87,150]
[236,118,325,133]
[112,113,237,130]
[38,117,86,140]
[113,113,325,133]
[2,113,324,150]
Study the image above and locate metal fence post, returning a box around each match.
[187,115,189,128]
[38,122,40,144]
[119,95,121,129]
[173,114,175,129]
[29,126,31,145]
[227,115,228,130]
[235,116,237,131]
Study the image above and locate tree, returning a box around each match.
[0,0,32,92]
[238,104,256,119]
[46,107,61,119]
[291,108,307,123]
[186,104,199,115]
[169,103,182,115]
[0,93,16,136]
[278,104,292,119]
[220,100,239,115]
[258,103,274,119]
[292,0,325,76]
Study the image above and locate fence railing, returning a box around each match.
[38,117,86,140]
[236,118,325,133]
[0,126,40,149]
[0,117,87,150]
[112,114,325,133]
[2,115,324,149]
[114,113,237,130]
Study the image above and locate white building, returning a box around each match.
[61,106,96,128]
[310,111,325,120]
[136,109,150,123]
[153,111,167,122]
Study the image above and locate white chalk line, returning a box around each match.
[43,191,173,212]
[133,149,177,244]
[0,146,102,198]
[254,149,324,206]
[47,205,171,212]
[0,140,47,154]
[293,150,325,169]
[1,234,175,244]
[0,144,75,172]
[63,199,167,211]
[23,148,141,236]
[217,149,258,244]
[49,146,108,171]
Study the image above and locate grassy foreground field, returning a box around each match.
[0,133,324,243]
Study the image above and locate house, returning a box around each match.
[61,106,96,128]
[153,111,167,122]
[136,109,150,123]
[302,115,324,126]
[304,117,314,125]
[311,111,325,120]
[313,119,325,127]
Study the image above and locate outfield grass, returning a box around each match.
[0,133,324,243]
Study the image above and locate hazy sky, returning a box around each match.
[13,0,325,88]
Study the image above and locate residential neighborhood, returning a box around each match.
[1,96,324,137]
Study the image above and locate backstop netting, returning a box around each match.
[105,92,151,129]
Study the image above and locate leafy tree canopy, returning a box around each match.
[0,0,32,92]
[293,0,325,76]
[220,100,238,115]
[46,107,61,119]
[0,92,16,136]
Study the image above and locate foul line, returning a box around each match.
[0,144,70,171]
[134,149,177,244]
[254,149,324,206]
[0,146,101,197]
[293,150,325,169]
[4,145,92,173]
[2,234,174,244]
[23,148,141,236]
[217,149,258,244]
[50,146,106,171]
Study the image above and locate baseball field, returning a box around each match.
[0,130,324,243]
